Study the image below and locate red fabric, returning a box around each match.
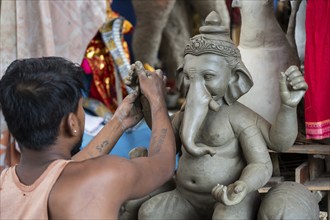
[82,32,128,114]
[304,0,330,139]
[226,0,241,27]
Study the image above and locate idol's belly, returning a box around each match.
[176,146,246,193]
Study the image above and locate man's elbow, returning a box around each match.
[165,160,176,180]
[160,157,176,182]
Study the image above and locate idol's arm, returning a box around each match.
[259,65,308,152]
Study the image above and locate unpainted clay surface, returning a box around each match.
[258,181,319,220]
[236,0,300,124]
[132,0,229,78]
[127,11,310,220]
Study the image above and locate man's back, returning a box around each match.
[1,151,173,219]
[48,156,131,219]
[49,153,174,219]
[0,160,70,219]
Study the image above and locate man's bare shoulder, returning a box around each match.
[48,155,135,219]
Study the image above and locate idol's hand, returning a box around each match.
[280,65,308,108]
[212,180,247,206]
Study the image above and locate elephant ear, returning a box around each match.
[224,66,254,105]
[175,64,185,92]
[175,64,188,112]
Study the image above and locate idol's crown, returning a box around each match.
[184,11,241,58]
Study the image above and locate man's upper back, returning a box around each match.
[0,160,70,219]
[48,155,143,219]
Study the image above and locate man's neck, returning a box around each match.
[16,146,71,185]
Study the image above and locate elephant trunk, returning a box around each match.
[181,79,219,157]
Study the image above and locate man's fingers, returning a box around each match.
[133,110,143,121]
[145,71,153,78]
[163,75,167,84]
[155,69,163,78]
[136,61,157,80]
[125,91,139,103]
[124,76,133,85]
[128,64,136,78]
[135,61,148,77]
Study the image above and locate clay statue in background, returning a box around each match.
[131,0,229,78]
[258,181,320,219]
[126,11,308,219]
[235,0,300,124]
[290,0,306,67]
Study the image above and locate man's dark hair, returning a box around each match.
[0,57,85,151]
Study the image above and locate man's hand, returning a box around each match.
[125,62,166,93]
[125,63,139,90]
[280,65,308,108]
[136,62,166,101]
[124,61,167,128]
[212,181,247,206]
[113,92,143,131]
[125,61,166,102]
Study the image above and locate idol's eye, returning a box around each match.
[204,74,215,81]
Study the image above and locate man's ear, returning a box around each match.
[224,67,253,105]
[66,112,79,136]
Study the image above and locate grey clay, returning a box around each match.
[126,11,311,220]
[131,0,229,78]
[258,182,319,220]
[235,0,300,124]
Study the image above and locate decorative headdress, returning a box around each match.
[179,11,253,106]
[184,11,241,58]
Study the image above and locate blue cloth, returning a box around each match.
[274,0,279,12]
[81,120,179,168]
[81,121,151,159]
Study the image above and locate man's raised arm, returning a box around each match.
[118,61,176,199]
[73,88,143,161]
